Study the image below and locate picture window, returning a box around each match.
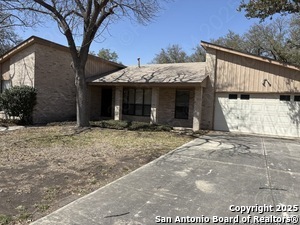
[123,88,151,116]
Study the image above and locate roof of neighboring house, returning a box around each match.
[0,36,125,69]
[201,41,300,71]
[87,62,207,85]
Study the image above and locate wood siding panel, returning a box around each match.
[85,58,119,78]
[239,63,245,92]
[237,56,242,92]
[257,61,264,93]
[216,51,300,93]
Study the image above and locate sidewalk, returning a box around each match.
[0,125,25,132]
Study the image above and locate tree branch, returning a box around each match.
[74,0,86,15]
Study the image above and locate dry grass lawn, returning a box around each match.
[0,126,194,225]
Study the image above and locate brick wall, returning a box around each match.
[9,45,35,87]
[32,43,121,124]
[157,87,194,128]
[33,44,76,123]
[89,86,102,120]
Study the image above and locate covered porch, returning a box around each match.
[87,63,207,131]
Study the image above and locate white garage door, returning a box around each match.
[214,93,300,138]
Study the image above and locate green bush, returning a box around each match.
[0,214,12,225]
[0,86,37,125]
[129,121,172,131]
[91,120,130,129]
[91,120,172,131]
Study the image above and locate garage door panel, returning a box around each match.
[214,94,299,137]
[250,104,265,111]
[264,105,278,111]
[277,116,292,124]
[263,116,278,123]
[214,98,230,131]
[248,115,263,122]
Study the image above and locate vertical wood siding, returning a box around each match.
[216,51,300,93]
[85,58,120,78]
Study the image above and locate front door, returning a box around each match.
[101,88,113,117]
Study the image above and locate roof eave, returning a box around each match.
[0,36,126,69]
[201,41,300,71]
[87,81,206,87]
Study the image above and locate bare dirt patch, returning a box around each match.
[0,126,194,224]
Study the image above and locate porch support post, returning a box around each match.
[114,86,123,121]
[150,87,159,124]
[193,86,203,131]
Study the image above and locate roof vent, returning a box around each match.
[137,58,140,68]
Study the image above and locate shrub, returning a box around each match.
[0,86,37,125]
[91,120,130,129]
[91,120,172,131]
[0,214,12,225]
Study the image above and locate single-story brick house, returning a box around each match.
[0,36,125,123]
[1,36,300,137]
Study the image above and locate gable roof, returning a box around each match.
[201,41,300,71]
[0,36,125,69]
[87,62,207,85]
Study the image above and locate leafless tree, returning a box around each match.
[1,0,169,127]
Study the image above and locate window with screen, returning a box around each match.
[175,90,190,119]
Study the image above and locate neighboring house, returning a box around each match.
[1,36,299,138]
[0,36,125,123]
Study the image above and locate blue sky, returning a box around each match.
[16,0,260,65]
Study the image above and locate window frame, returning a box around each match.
[0,79,12,94]
[294,95,300,102]
[240,94,250,100]
[228,94,238,99]
[175,90,190,120]
[280,95,291,101]
[122,88,151,117]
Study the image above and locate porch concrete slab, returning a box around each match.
[0,125,25,131]
[31,133,300,225]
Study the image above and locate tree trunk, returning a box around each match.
[75,66,90,128]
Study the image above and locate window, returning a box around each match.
[294,96,300,102]
[175,90,190,119]
[280,95,290,101]
[241,94,250,100]
[123,88,151,116]
[0,80,11,111]
[1,80,12,93]
[228,94,238,99]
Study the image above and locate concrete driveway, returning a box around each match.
[32,132,300,225]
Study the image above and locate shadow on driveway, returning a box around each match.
[31,132,300,225]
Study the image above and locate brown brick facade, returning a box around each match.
[0,37,123,124]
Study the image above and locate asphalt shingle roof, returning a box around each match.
[87,62,207,84]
